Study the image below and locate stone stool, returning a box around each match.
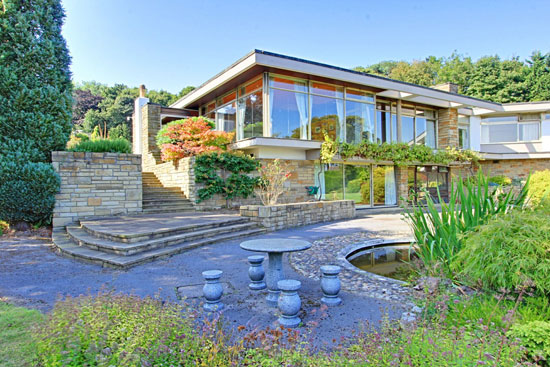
[277,279,301,328]
[202,270,224,312]
[320,265,342,306]
[247,255,267,290]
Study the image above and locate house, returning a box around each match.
[133,50,550,209]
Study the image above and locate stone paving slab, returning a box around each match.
[81,212,242,238]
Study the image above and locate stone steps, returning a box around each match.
[141,172,192,213]
[53,215,265,268]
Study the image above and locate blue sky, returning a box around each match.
[62,0,550,94]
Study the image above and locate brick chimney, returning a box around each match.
[139,84,147,98]
[431,82,458,94]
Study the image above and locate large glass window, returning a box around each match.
[412,166,449,203]
[345,100,375,144]
[320,164,397,207]
[215,102,237,137]
[238,89,263,139]
[401,115,415,145]
[481,115,541,143]
[310,95,343,141]
[269,76,308,139]
[376,102,397,144]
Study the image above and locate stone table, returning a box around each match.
[240,238,311,306]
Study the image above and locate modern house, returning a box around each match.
[134,50,550,209]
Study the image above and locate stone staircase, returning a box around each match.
[52,213,265,268]
[142,172,194,213]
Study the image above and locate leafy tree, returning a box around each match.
[389,58,441,86]
[354,61,398,77]
[436,52,474,94]
[0,0,72,225]
[526,51,550,101]
[72,89,103,126]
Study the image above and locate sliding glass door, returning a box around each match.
[320,164,397,207]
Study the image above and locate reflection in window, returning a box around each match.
[310,95,343,141]
[216,102,237,137]
[482,123,517,143]
[324,164,343,200]
[269,88,307,139]
[413,166,449,203]
[345,101,374,144]
[372,165,396,206]
[401,116,415,145]
[238,90,263,139]
[344,165,371,206]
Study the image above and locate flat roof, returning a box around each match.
[171,49,504,112]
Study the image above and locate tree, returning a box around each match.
[72,89,103,126]
[0,0,72,225]
[526,51,550,101]
[436,52,474,94]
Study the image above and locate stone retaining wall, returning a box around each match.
[51,151,142,227]
[240,200,355,231]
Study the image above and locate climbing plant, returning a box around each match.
[194,152,260,203]
[320,134,480,167]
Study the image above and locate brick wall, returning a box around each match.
[478,158,550,180]
[240,200,355,231]
[51,152,142,227]
[438,108,459,148]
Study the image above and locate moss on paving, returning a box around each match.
[0,302,43,367]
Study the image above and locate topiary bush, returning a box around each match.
[68,138,131,153]
[508,321,550,366]
[528,169,550,206]
[452,204,550,294]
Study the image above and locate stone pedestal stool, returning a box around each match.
[247,255,267,290]
[202,270,224,312]
[277,279,301,328]
[320,265,342,306]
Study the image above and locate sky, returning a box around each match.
[62,0,550,94]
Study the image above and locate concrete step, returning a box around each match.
[81,216,251,243]
[142,204,194,211]
[54,227,265,269]
[142,198,191,204]
[67,222,260,256]
[142,208,195,214]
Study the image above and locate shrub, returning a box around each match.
[156,117,234,161]
[509,321,550,365]
[68,138,132,153]
[256,159,291,205]
[452,204,550,294]
[194,152,260,203]
[403,170,529,277]
[528,169,550,206]
[108,124,131,140]
[489,175,512,186]
[0,158,60,225]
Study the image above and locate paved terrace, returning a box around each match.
[0,212,412,348]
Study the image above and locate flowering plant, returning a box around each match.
[255,159,292,206]
[156,117,234,161]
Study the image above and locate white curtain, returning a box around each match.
[295,92,308,139]
[336,99,344,141]
[426,120,436,148]
[521,123,539,141]
[269,88,274,137]
[237,98,246,140]
[385,166,397,205]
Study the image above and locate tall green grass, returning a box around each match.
[68,138,131,153]
[403,171,529,277]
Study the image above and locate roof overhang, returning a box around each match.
[481,152,550,160]
[231,137,322,151]
[172,50,504,112]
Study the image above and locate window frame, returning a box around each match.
[481,114,542,144]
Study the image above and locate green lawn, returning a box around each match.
[0,302,43,367]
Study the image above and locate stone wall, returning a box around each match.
[240,200,355,231]
[52,151,142,227]
[438,108,459,148]
[478,158,550,181]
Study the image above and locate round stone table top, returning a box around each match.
[240,239,312,253]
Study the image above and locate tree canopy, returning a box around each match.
[354,51,550,103]
[73,82,194,140]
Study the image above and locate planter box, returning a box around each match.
[240,200,355,231]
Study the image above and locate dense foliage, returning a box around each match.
[404,171,529,276]
[453,204,550,294]
[321,134,480,166]
[355,51,550,103]
[509,321,550,365]
[73,82,194,139]
[527,169,550,206]
[0,0,72,224]
[67,138,132,154]
[156,117,234,161]
[29,292,530,366]
[194,152,260,203]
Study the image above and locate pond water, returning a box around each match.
[347,242,416,280]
